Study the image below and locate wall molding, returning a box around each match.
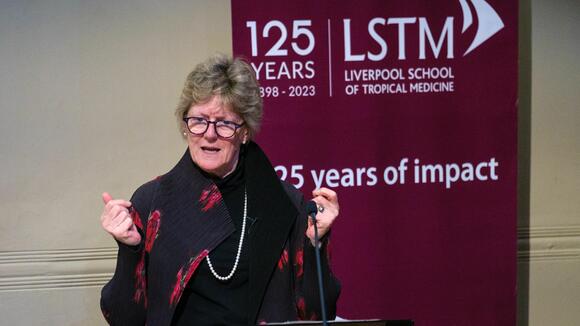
[0,226,578,291]
[0,273,113,292]
[518,225,580,239]
[0,247,116,292]
[0,247,117,264]
[517,225,580,262]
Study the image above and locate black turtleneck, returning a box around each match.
[171,149,250,325]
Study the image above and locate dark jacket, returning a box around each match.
[100,142,340,325]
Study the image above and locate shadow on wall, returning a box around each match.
[517,0,531,326]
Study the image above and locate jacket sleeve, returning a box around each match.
[282,182,341,320]
[100,180,158,325]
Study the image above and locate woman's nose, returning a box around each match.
[203,123,219,140]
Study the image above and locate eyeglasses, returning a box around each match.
[183,116,245,138]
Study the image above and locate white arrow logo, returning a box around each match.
[459,0,504,56]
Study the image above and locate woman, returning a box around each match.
[100,54,340,325]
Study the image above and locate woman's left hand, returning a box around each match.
[306,187,339,245]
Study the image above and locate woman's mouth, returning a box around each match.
[201,146,220,153]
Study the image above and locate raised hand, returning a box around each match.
[307,187,339,244]
[100,192,141,246]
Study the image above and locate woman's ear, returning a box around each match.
[182,120,188,138]
[242,129,249,144]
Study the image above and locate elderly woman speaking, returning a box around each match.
[99,55,340,325]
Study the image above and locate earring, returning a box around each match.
[183,132,187,136]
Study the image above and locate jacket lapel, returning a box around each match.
[146,150,236,325]
[245,142,299,323]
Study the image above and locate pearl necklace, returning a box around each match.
[206,188,247,281]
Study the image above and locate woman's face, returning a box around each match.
[185,96,248,178]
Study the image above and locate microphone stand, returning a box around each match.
[309,205,328,326]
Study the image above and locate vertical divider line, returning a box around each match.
[327,19,333,97]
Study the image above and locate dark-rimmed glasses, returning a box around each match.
[183,117,245,138]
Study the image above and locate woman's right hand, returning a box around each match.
[100,192,141,246]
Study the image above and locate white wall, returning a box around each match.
[517,1,580,325]
[0,1,232,324]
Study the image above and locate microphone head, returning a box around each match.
[306,200,318,216]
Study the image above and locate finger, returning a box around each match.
[105,199,132,213]
[110,205,129,220]
[311,197,338,224]
[126,223,140,242]
[104,209,125,231]
[102,192,113,205]
[101,205,129,226]
[312,187,338,202]
[113,216,134,237]
[312,187,336,196]
[102,205,123,225]
[110,210,130,230]
[310,197,324,214]
[314,187,338,201]
[311,196,332,211]
[106,199,132,209]
[128,222,137,233]
[111,213,131,234]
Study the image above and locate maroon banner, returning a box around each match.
[232,1,517,324]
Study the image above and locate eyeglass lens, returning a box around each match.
[187,118,238,138]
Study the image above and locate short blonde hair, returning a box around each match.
[176,54,263,138]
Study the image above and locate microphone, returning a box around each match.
[307,200,328,326]
[306,200,318,218]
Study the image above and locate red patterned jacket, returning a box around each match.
[100,142,340,325]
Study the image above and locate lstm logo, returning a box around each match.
[344,0,504,61]
[460,0,504,55]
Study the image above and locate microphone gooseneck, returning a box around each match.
[307,200,328,326]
